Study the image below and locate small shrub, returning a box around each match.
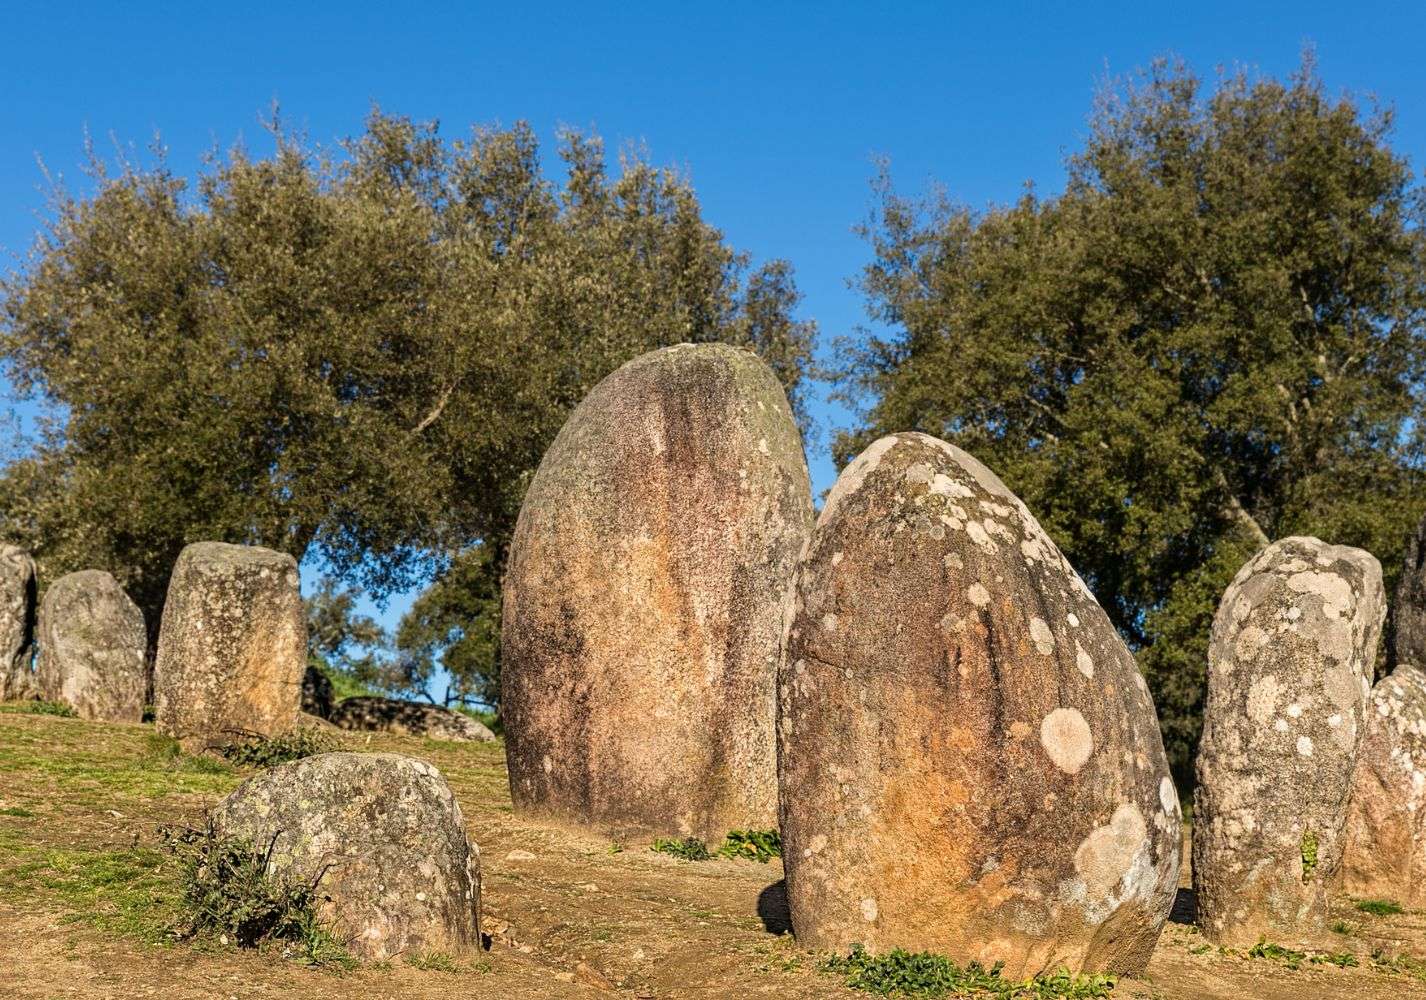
[1300,829,1319,880]
[407,950,459,972]
[1330,920,1355,935]
[1310,952,1359,968]
[1356,898,1404,917]
[0,700,76,717]
[719,829,781,863]
[215,728,334,768]
[821,945,1115,998]
[163,824,351,968]
[1247,940,1306,969]
[651,836,711,861]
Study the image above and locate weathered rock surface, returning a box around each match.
[778,432,1179,976]
[1388,512,1426,667]
[302,665,334,719]
[0,545,36,701]
[210,752,480,961]
[1194,536,1384,947]
[153,542,305,750]
[329,696,496,742]
[1339,663,1426,907]
[502,343,812,841]
[36,570,146,722]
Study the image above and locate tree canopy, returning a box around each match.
[835,57,1426,783]
[0,111,814,682]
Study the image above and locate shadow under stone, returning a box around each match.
[1169,886,1198,925]
[758,879,793,935]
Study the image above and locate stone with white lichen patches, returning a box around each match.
[36,570,146,722]
[501,344,812,842]
[1339,662,1426,907]
[779,432,1179,977]
[1194,536,1384,948]
[211,751,480,961]
[153,542,306,751]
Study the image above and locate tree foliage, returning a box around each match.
[0,111,814,673]
[835,56,1426,783]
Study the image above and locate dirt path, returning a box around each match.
[2,709,1423,998]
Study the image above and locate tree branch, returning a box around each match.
[411,380,458,436]
[1215,470,1269,548]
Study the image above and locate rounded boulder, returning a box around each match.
[210,751,480,961]
[329,696,496,742]
[154,542,305,750]
[37,570,147,722]
[1193,536,1384,947]
[779,432,1179,976]
[502,343,812,841]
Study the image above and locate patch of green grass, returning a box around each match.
[719,828,781,863]
[1356,898,1405,917]
[1330,920,1356,935]
[0,806,35,817]
[821,946,1115,998]
[407,950,460,972]
[1300,829,1319,880]
[214,728,335,768]
[0,841,179,942]
[1244,940,1359,971]
[0,700,76,717]
[651,836,711,861]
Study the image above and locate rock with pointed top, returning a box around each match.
[778,432,1179,976]
[153,542,305,750]
[36,570,146,722]
[502,343,812,842]
[1194,536,1384,947]
[0,545,36,701]
[1339,663,1426,907]
[211,751,480,961]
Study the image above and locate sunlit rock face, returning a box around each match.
[1339,663,1426,908]
[0,545,36,701]
[779,432,1179,977]
[37,570,146,722]
[1194,536,1384,947]
[153,542,306,751]
[502,343,812,842]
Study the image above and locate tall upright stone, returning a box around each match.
[779,433,1180,976]
[36,570,147,722]
[1339,663,1426,907]
[1194,537,1384,947]
[0,545,37,701]
[153,542,305,750]
[1388,512,1426,667]
[502,343,812,842]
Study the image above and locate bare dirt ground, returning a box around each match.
[1,708,1422,999]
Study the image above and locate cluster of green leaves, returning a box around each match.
[1356,898,1405,917]
[718,829,782,863]
[835,55,1426,785]
[821,946,1114,999]
[650,836,712,861]
[163,824,352,967]
[1300,829,1319,880]
[0,110,814,692]
[214,728,335,768]
[1241,940,1358,970]
[0,699,76,717]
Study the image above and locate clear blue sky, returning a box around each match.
[4,1,1425,637]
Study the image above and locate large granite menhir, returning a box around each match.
[502,344,813,842]
[153,542,306,750]
[211,752,480,961]
[1194,537,1384,947]
[37,570,146,722]
[779,432,1179,976]
[0,545,36,701]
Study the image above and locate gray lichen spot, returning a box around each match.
[1041,708,1093,774]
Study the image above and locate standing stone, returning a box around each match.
[779,433,1180,976]
[210,752,480,961]
[302,664,334,719]
[502,343,812,842]
[0,545,36,701]
[1194,537,1384,947]
[153,542,305,750]
[1339,663,1426,907]
[36,570,146,722]
[1388,512,1426,667]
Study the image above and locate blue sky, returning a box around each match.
[4,1,1425,639]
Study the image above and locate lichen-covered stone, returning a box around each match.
[1339,663,1426,907]
[36,570,146,722]
[502,343,812,841]
[1193,536,1384,947]
[1388,513,1426,667]
[0,545,36,701]
[210,752,480,961]
[302,665,334,719]
[153,542,305,750]
[330,696,495,742]
[779,432,1179,976]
